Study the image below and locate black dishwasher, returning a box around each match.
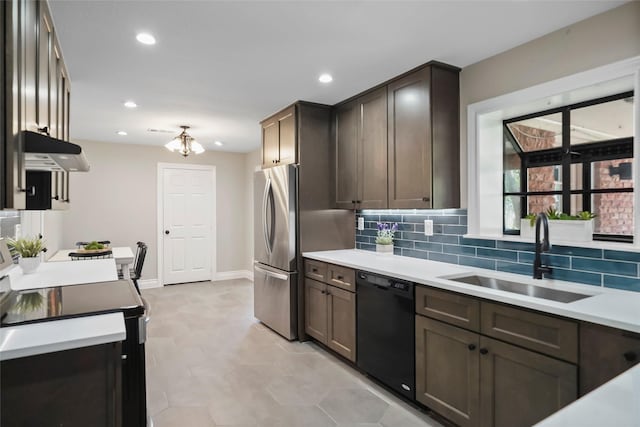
[357,270,415,400]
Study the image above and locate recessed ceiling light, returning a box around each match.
[124,101,137,108]
[214,141,223,146]
[318,73,333,83]
[116,131,128,136]
[136,33,156,45]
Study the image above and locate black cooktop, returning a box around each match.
[1,279,144,326]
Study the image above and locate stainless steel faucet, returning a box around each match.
[533,213,552,279]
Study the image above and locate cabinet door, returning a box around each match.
[387,67,432,209]
[37,5,52,131]
[262,119,279,168]
[479,336,577,427]
[305,279,328,343]
[416,316,479,427]
[358,87,388,209]
[335,100,359,209]
[580,323,640,395]
[277,106,296,165]
[24,0,38,131]
[326,285,356,362]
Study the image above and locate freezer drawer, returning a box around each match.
[253,263,297,340]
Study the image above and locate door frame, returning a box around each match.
[156,162,217,286]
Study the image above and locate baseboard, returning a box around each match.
[214,270,253,282]
[138,279,161,289]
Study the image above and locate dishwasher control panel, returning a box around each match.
[357,271,412,292]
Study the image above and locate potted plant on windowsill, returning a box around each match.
[521,208,596,242]
[375,222,398,254]
[7,236,47,274]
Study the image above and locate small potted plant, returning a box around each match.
[7,236,47,274]
[520,208,597,242]
[375,222,398,254]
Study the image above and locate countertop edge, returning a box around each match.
[0,312,126,361]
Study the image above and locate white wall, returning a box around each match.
[62,139,252,280]
[459,1,640,207]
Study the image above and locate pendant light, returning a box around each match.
[165,125,205,157]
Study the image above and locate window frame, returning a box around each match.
[502,91,634,242]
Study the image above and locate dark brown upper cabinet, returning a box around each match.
[3,0,72,210]
[261,105,296,168]
[335,87,388,209]
[388,64,460,209]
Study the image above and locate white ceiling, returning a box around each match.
[48,0,627,153]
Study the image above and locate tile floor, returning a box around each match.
[142,279,445,427]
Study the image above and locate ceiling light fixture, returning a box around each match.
[124,101,138,108]
[318,73,333,83]
[214,141,223,146]
[136,33,156,45]
[116,131,128,136]
[165,126,204,157]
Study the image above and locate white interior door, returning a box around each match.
[162,167,214,285]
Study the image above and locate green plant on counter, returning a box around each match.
[524,209,597,226]
[7,236,46,258]
[576,211,598,220]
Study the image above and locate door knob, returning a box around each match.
[164,230,170,235]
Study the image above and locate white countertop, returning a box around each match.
[48,246,135,264]
[303,249,640,333]
[535,364,640,427]
[0,312,126,361]
[8,258,118,290]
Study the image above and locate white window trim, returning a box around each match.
[467,56,640,249]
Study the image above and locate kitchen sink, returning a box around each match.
[447,275,593,303]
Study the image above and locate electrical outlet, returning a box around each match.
[424,220,434,236]
[357,217,365,231]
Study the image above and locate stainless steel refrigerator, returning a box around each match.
[254,164,298,339]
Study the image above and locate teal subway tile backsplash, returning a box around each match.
[356,209,640,292]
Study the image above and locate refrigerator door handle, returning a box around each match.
[254,263,289,281]
[262,178,272,255]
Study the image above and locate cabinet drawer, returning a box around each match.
[580,322,640,395]
[327,264,356,292]
[304,259,327,282]
[481,302,578,363]
[415,286,480,332]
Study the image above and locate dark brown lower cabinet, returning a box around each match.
[416,315,577,427]
[326,285,356,361]
[305,278,328,342]
[479,336,577,427]
[579,322,640,395]
[304,278,355,361]
[415,316,479,427]
[1,342,122,427]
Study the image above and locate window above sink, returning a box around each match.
[467,56,640,251]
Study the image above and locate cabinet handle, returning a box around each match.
[422,197,430,202]
[320,290,325,294]
[468,344,476,351]
[312,268,318,273]
[336,275,343,280]
[351,200,356,204]
[623,351,638,362]
[356,200,361,203]
[479,348,488,355]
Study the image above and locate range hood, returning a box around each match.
[23,130,90,172]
